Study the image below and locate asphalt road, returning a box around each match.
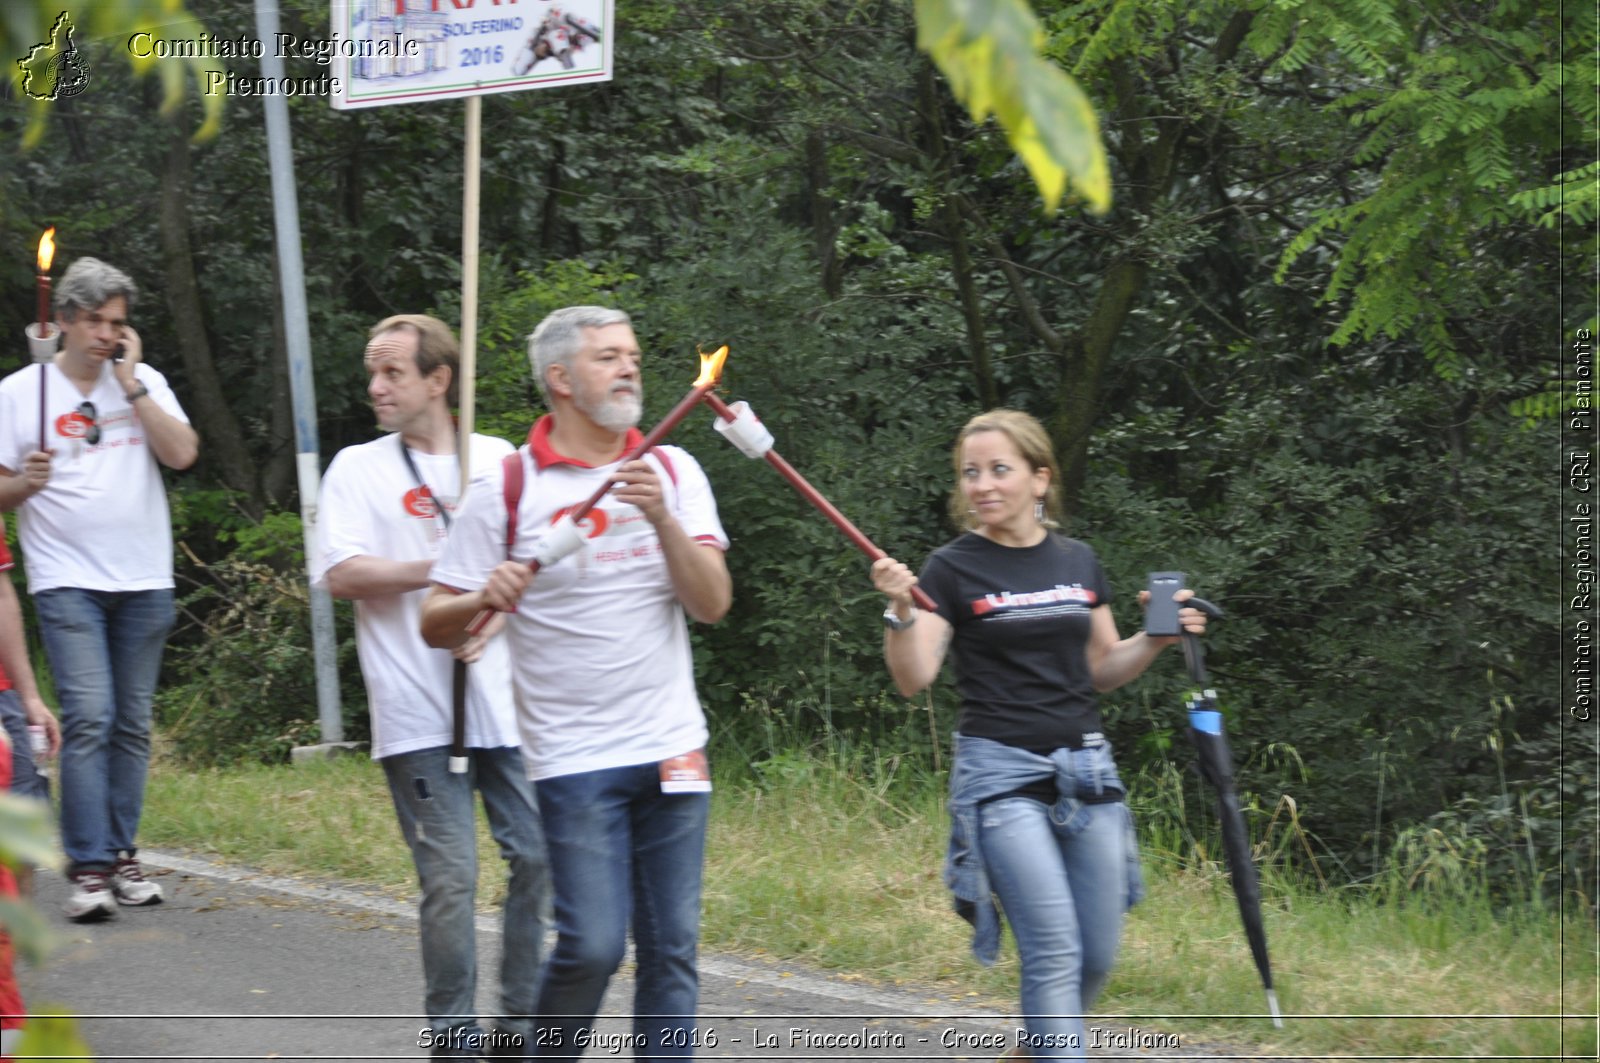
[18,850,1261,1062]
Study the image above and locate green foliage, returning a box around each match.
[1264,0,1588,367]
[12,1007,96,1060]
[157,514,366,766]
[915,0,1111,212]
[0,791,59,880]
[1080,328,1565,896]
[1509,161,1600,228]
[0,796,85,1053]
[3,0,226,147]
[0,792,60,965]
[1398,715,1598,907]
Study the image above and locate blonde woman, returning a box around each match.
[871,409,1206,1060]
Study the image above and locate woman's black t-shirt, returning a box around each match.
[918,531,1113,751]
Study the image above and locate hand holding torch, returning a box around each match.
[704,393,938,613]
[465,345,732,635]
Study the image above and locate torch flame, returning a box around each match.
[37,227,55,273]
[693,344,729,388]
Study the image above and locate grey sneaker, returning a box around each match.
[64,870,117,922]
[111,854,164,906]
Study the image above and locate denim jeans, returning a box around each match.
[532,761,709,1062]
[382,745,549,1040]
[979,794,1134,1061]
[34,587,174,873]
[0,689,49,801]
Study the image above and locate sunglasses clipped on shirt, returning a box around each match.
[77,401,100,446]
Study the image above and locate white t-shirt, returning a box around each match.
[0,360,190,593]
[431,419,728,781]
[314,432,521,760]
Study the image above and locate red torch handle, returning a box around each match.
[464,382,718,636]
[704,393,937,613]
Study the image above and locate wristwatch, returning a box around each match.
[882,607,916,631]
[124,383,150,403]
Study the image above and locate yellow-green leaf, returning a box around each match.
[3,0,225,148]
[915,0,1110,213]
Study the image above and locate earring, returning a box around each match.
[1034,497,1045,523]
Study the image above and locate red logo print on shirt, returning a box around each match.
[402,485,438,518]
[969,585,1098,616]
[55,411,93,440]
[552,505,609,539]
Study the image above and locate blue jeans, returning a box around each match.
[382,745,549,1039]
[34,587,174,873]
[532,761,709,1061]
[0,689,49,801]
[979,795,1135,1061]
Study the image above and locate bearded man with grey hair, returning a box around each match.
[0,257,197,922]
[422,306,731,1061]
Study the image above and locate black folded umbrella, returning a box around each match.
[1181,600,1283,1027]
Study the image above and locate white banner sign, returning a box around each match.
[330,0,613,110]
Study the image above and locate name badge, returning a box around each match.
[659,749,711,794]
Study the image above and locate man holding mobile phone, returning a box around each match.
[0,257,198,922]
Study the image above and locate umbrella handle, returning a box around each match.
[1180,596,1223,685]
[1181,633,1206,685]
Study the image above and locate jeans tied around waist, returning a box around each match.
[945,733,1144,965]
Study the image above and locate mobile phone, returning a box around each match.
[1144,571,1185,637]
[112,342,126,362]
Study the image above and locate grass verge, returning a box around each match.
[140,750,1594,1059]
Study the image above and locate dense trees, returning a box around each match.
[0,0,1587,895]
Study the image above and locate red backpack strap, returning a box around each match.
[501,450,525,557]
[654,448,679,487]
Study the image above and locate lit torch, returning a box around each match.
[704,391,938,613]
[464,345,731,636]
[27,227,60,363]
[29,227,60,451]
[36,227,54,333]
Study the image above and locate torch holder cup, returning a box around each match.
[532,512,587,568]
[25,322,59,363]
[713,400,775,459]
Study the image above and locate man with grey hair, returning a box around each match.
[422,305,731,1060]
[0,256,197,922]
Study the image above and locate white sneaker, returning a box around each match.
[111,855,164,906]
[64,870,117,922]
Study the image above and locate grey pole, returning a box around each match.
[255,0,345,752]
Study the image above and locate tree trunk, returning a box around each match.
[261,252,298,509]
[804,131,842,301]
[541,138,565,253]
[158,118,261,511]
[1052,256,1149,510]
[920,64,999,409]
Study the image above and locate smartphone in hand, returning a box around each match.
[1144,571,1185,637]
